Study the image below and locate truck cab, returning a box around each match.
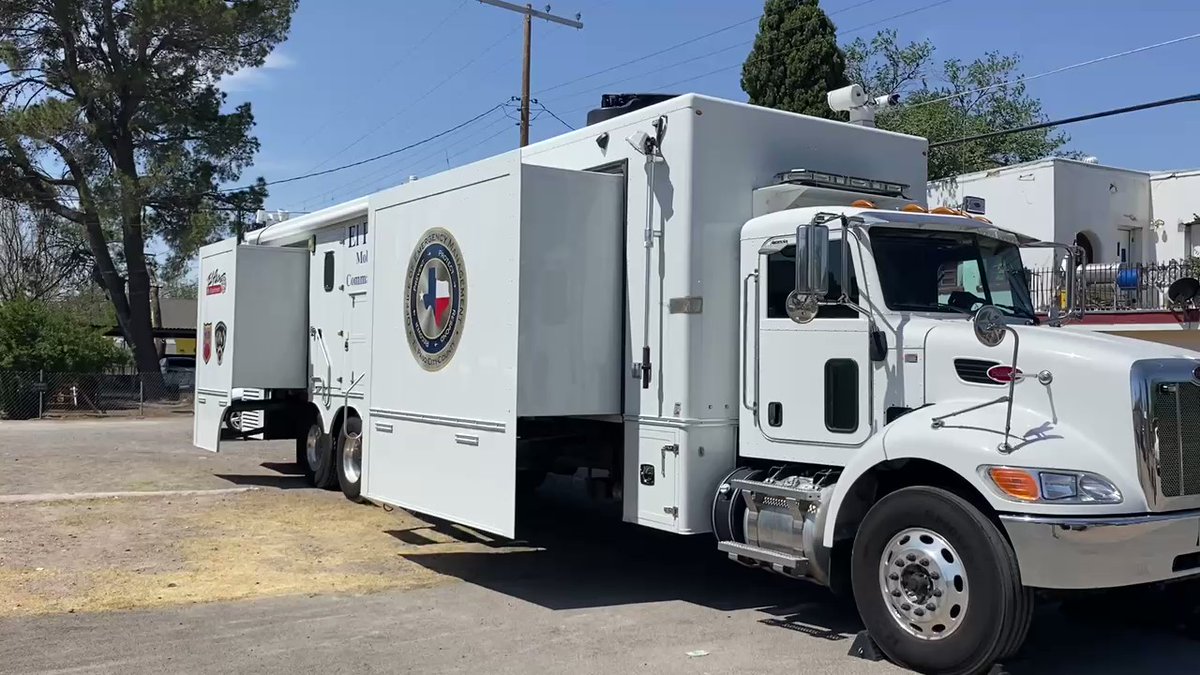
[723,171,1200,672]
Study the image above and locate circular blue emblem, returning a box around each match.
[403,228,467,371]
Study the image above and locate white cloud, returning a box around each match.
[219,51,296,92]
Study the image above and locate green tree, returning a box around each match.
[742,0,848,119]
[844,30,1075,180]
[0,298,127,372]
[0,0,294,378]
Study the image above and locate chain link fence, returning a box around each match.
[0,370,193,420]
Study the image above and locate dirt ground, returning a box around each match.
[0,418,519,616]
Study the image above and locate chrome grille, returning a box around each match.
[1150,381,1200,497]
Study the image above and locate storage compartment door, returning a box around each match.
[193,241,236,451]
[365,154,521,537]
[627,426,680,530]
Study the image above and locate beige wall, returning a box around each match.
[1105,330,1200,352]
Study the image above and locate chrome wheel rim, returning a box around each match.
[879,528,969,640]
[305,425,321,468]
[342,433,361,484]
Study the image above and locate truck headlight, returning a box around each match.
[980,466,1122,504]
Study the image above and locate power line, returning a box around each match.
[293,0,471,148]
[534,0,886,98]
[534,101,575,131]
[305,24,518,172]
[562,0,957,116]
[305,104,518,208]
[930,92,1200,148]
[533,14,761,96]
[221,104,506,193]
[911,31,1200,110]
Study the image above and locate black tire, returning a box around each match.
[336,415,365,502]
[301,420,336,489]
[851,486,1031,675]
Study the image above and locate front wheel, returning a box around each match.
[851,486,1032,675]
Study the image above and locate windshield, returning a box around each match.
[870,226,1035,320]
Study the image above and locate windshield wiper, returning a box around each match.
[892,302,974,316]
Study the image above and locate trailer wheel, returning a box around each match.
[302,421,336,489]
[336,415,364,502]
[851,486,1031,675]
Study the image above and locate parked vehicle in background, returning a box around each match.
[160,355,195,393]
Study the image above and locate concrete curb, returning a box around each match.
[0,487,260,504]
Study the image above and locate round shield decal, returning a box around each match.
[214,321,228,365]
[404,228,467,371]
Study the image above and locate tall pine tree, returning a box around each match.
[741,0,847,118]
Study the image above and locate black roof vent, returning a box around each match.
[586,93,680,126]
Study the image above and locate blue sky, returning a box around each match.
[221,0,1200,214]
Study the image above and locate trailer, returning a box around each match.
[194,91,1200,675]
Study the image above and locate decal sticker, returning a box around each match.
[205,270,227,296]
[403,227,467,372]
[214,321,227,366]
[202,323,212,364]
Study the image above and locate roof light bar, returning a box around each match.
[774,169,908,198]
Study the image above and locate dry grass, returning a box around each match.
[0,490,517,616]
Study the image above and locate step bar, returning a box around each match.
[717,540,810,575]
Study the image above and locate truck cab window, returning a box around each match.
[766,240,859,319]
[872,227,1035,320]
[323,251,335,292]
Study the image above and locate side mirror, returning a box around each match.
[973,305,1006,347]
[794,222,830,297]
[787,222,829,324]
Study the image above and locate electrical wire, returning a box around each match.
[929,92,1200,148]
[304,104,518,208]
[911,31,1200,109]
[534,102,575,131]
[305,24,519,172]
[560,0,958,116]
[293,0,471,147]
[220,103,506,193]
[534,0,885,97]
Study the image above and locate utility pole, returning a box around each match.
[478,1,582,147]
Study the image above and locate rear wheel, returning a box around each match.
[336,415,364,502]
[851,486,1031,675]
[302,420,336,489]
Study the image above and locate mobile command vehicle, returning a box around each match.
[193,88,1200,675]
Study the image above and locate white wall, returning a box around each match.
[1150,171,1200,262]
[928,159,1155,269]
[928,162,1056,268]
[1051,161,1151,265]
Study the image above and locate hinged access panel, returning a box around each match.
[193,241,309,451]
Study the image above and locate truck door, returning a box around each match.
[756,234,873,447]
[309,230,344,405]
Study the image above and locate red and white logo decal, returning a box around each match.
[205,270,227,296]
[986,365,1023,384]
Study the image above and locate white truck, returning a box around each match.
[193,91,1200,675]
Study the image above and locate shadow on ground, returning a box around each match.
[211,473,310,489]
[398,478,1200,674]
[399,480,861,639]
